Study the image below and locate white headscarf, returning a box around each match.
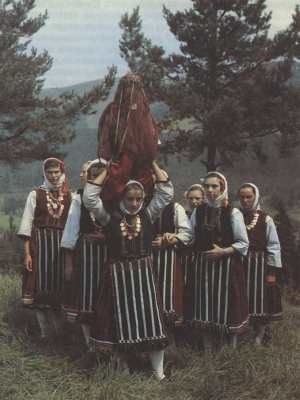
[119,180,145,215]
[40,158,66,192]
[204,171,228,208]
[239,182,260,212]
[186,183,205,196]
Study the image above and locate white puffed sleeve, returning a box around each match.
[18,191,37,238]
[231,208,249,256]
[189,208,198,244]
[266,215,282,268]
[174,203,193,245]
[146,180,174,223]
[61,193,82,250]
[83,182,110,226]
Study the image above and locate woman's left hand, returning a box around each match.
[204,244,225,260]
[163,232,178,245]
[152,235,164,248]
[266,274,276,286]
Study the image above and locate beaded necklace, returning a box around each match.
[120,214,141,240]
[46,189,64,219]
[246,212,259,231]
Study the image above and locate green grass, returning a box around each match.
[0,212,21,231]
[0,274,299,400]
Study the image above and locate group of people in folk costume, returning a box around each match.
[18,75,282,381]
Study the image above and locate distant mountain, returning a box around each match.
[2,66,300,216]
[290,62,300,85]
[42,79,107,98]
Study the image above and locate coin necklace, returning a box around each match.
[246,212,259,231]
[46,189,64,219]
[120,215,141,240]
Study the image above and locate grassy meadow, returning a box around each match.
[0,212,21,231]
[0,273,299,400]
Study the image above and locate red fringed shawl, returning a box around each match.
[98,75,158,202]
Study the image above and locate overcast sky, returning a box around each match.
[31,0,299,88]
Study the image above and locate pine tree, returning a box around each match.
[0,0,116,164]
[119,1,300,170]
[119,7,165,100]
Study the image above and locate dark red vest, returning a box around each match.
[241,209,267,251]
[33,188,71,230]
[194,204,233,251]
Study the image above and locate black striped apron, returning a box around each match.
[245,250,283,320]
[35,227,64,296]
[80,237,108,314]
[192,253,231,333]
[246,250,265,317]
[181,251,194,287]
[111,256,167,344]
[153,247,176,315]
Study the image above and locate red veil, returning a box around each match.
[98,74,159,203]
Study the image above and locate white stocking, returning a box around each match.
[149,350,165,381]
[202,332,214,352]
[255,324,266,345]
[48,310,63,335]
[81,323,91,349]
[36,310,48,338]
[230,333,238,349]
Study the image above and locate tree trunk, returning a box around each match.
[206,7,218,173]
[207,142,217,171]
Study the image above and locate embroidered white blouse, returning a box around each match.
[83,180,174,226]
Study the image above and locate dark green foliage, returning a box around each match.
[119,1,300,170]
[119,7,165,100]
[0,0,116,165]
[273,203,298,287]
[2,195,24,215]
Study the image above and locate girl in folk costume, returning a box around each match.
[97,74,158,204]
[238,183,282,345]
[181,184,205,286]
[185,184,205,217]
[152,200,192,327]
[185,172,249,349]
[61,161,108,348]
[18,158,72,338]
[83,160,174,381]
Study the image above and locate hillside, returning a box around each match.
[2,64,300,211]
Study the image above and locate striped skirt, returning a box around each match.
[245,250,282,321]
[62,236,107,322]
[90,256,168,353]
[80,236,107,315]
[22,227,63,308]
[152,247,184,321]
[180,250,194,287]
[185,252,249,335]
